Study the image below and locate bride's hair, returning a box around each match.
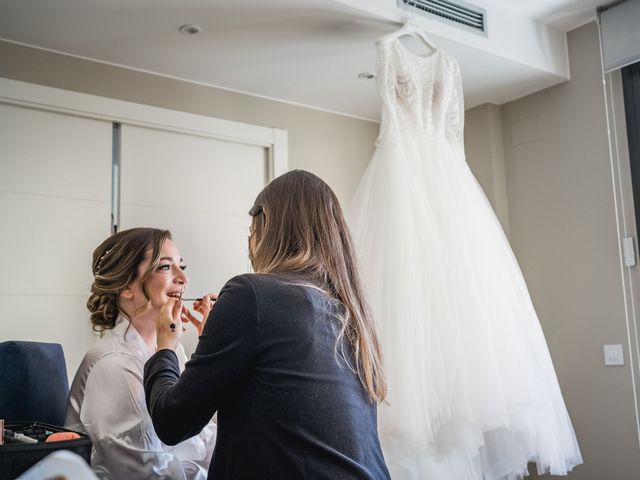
[249,170,387,403]
[87,228,171,332]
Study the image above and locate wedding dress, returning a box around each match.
[349,30,582,480]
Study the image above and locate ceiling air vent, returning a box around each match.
[398,0,487,35]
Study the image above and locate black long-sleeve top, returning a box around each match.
[144,273,390,480]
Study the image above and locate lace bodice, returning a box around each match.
[376,34,464,146]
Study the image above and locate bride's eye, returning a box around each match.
[157,264,170,271]
[180,265,187,271]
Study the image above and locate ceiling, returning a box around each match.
[0,0,610,121]
[490,0,605,30]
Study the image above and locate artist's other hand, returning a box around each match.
[183,293,218,336]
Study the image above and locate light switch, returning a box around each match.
[604,344,624,366]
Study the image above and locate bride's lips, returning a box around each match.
[166,285,185,300]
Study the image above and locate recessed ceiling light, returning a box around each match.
[358,72,375,80]
[179,24,202,35]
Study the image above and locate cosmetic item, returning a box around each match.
[4,429,38,444]
[45,431,81,443]
[183,297,217,303]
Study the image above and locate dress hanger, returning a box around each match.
[387,21,438,53]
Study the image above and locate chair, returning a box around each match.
[0,341,69,426]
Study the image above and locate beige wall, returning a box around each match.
[498,22,639,479]
[0,40,379,207]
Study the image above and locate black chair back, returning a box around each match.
[0,341,69,426]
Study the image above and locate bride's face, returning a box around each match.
[127,239,188,310]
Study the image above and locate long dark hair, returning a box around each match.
[87,228,171,332]
[249,170,386,403]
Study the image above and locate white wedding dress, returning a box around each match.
[349,33,582,479]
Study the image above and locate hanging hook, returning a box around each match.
[406,0,418,28]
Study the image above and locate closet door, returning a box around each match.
[119,124,268,355]
[0,103,112,379]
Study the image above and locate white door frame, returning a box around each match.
[0,78,288,177]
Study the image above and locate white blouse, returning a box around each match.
[65,316,217,480]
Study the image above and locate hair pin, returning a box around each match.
[95,248,112,274]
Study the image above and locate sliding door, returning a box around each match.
[0,103,112,378]
[119,124,268,354]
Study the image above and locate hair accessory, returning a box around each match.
[95,248,112,275]
[249,204,264,216]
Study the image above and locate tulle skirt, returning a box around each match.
[349,132,582,480]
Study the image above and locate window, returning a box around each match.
[622,62,640,235]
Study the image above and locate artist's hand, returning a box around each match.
[155,298,184,351]
[183,293,218,336]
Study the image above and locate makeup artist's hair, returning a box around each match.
[249,170,386,403]
[87,228,172,332]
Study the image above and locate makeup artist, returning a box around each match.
[144,170,391,479]
[65,228,217,479]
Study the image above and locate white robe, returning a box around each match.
[65,316,217,480]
